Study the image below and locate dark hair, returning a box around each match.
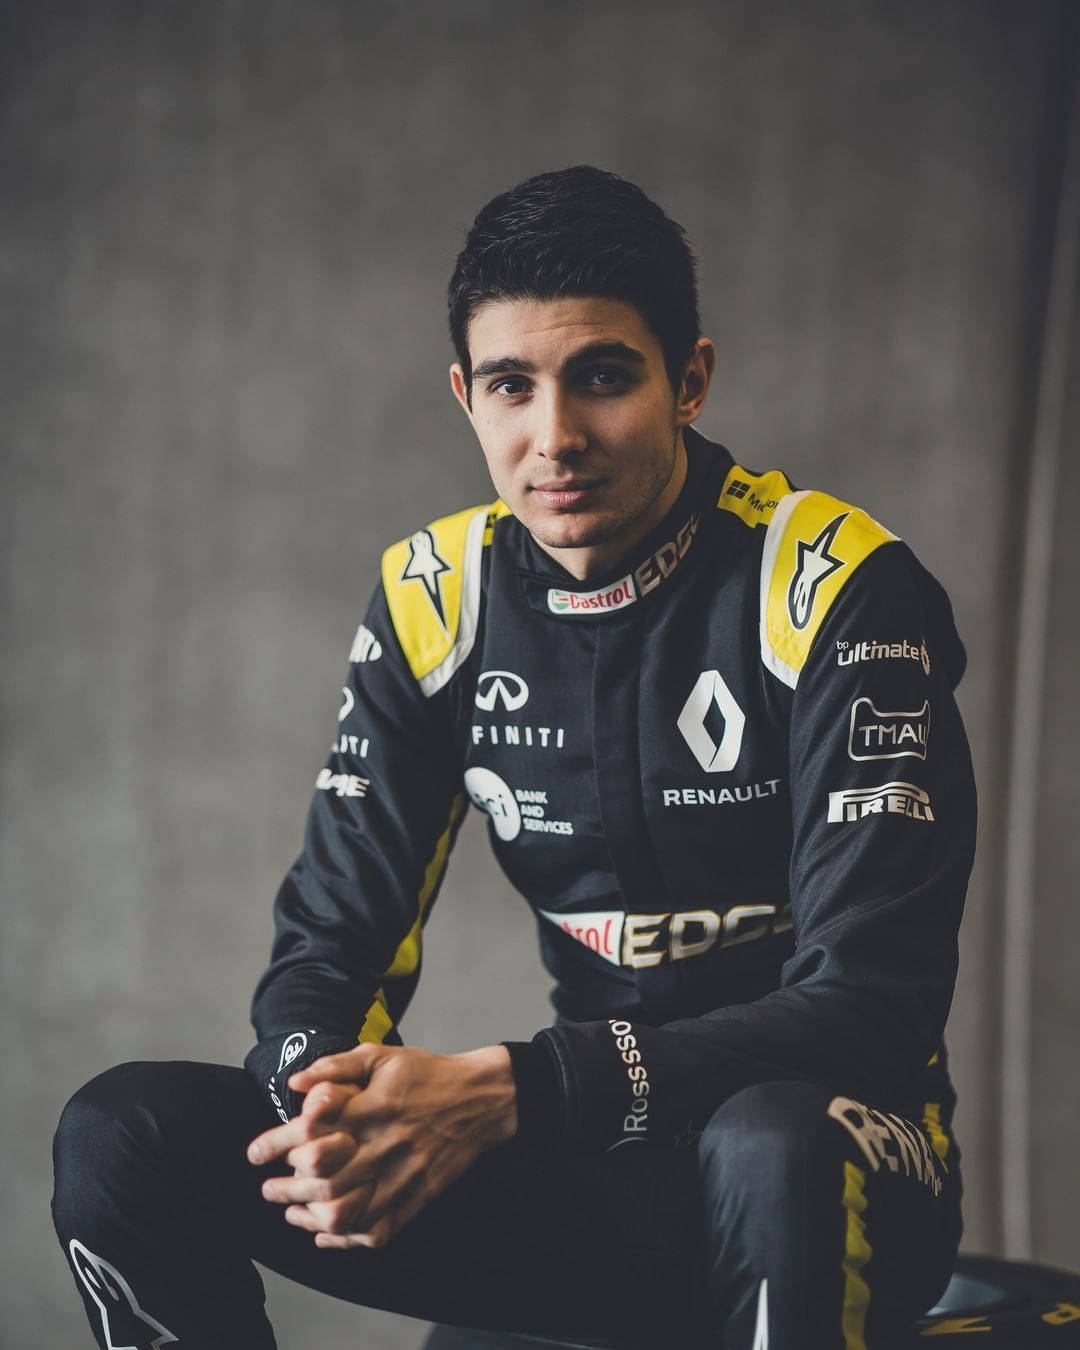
[447,166,701,403]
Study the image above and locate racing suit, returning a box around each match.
[53,427,976,1348]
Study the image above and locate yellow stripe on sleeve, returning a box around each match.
[356,792,467,1044]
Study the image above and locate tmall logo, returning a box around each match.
[677,670,745,773]
[848,698,930,762]
[475,670,530,711]
[788,513,848,630]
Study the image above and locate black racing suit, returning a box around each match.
[53,427,976,1348]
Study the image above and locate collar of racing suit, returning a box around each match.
[514,425,734,619]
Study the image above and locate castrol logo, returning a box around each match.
[547,575,637,615]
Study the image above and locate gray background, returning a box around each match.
[3,1,1078,1344]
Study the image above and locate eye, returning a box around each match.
[488,377,530,397]
[584,367,631,391]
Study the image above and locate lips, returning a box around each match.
[531,480,605,508]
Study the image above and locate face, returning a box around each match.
[450,296,713,580]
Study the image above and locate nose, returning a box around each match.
[534,388,588,461]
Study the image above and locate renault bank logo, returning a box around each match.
[475,670,530,712]
[677,671,745,773]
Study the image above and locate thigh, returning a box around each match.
[82,1061,710,1344]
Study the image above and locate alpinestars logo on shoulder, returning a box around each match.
[788,513,848,629]
[400,529,452,631]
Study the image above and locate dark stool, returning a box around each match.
[421,1254,1080,1347]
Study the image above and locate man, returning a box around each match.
[53,166,976,1349]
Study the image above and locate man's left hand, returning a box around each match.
[246,1043,517,1249]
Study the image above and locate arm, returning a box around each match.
[244,582,468,1124]
[511,541,977,1151]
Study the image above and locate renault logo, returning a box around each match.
[677,670,745,773]
[475,670,530,712]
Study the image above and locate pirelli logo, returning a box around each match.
[827,781,934,824]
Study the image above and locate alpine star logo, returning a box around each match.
[475,670,530,712]
[277,1031,308,1075]
[828,781,934,823]
[677,670,745,773]
[788,513,848,630]
[349,623,382,663]
[848,698,930,761]
[464,766,521,841]
[548,575,635,615]
[400,529,452,631]
[69,1240,178,1349]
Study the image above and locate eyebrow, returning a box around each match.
[471,340,649,383]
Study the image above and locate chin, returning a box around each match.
[528,513,614,551]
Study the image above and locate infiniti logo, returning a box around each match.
[475,670,530,712]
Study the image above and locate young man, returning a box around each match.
[53,166,976,1349]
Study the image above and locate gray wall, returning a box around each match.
[3,1,1076,1344]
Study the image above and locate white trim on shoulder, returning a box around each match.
[418,506,488,698]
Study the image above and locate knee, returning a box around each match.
[697,1080,836,1185]
[52,1060,187,1197]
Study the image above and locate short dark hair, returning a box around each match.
[447,166,701,404]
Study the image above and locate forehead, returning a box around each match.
[466,295,660,365]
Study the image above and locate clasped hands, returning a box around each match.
[247,1043,517,1249]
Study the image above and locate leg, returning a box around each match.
[697,1081,962,1349]
[53,1059,713,1348]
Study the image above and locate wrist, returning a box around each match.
[455,1045,518,1145]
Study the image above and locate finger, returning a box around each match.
[349,1174,430,1249]
[289,1045,379,1091]
[282,1204,324,1233]
[298,1081,356,1122]
[287,1130,356,1179]
[247,1111,338,1165]
[302,1182,377,1236]
[314,1232,370,1249]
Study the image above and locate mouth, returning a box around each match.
[530,480,606,510]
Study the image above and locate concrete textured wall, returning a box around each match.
[2,1,1076,1344]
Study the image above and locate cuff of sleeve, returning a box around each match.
[502,1037,563,1143]
[244,1031,356,1123]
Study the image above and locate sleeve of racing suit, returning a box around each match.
[529,541,977,1151]
[244,584,467,1123]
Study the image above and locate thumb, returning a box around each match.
[289,1043,381,1092]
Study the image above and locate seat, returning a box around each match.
[421,1254,1080,1347]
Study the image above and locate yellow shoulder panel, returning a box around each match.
[761,490,897,688]
[382,499,508,686]
[716,463,793,529]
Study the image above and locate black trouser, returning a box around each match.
[52,1061,962,1349]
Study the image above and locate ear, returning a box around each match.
[449,363,475,422]
[675,337,716,426]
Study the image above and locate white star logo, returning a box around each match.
[69,1241,178,1350]
[400,529,452,631]
[788,513,848,630]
